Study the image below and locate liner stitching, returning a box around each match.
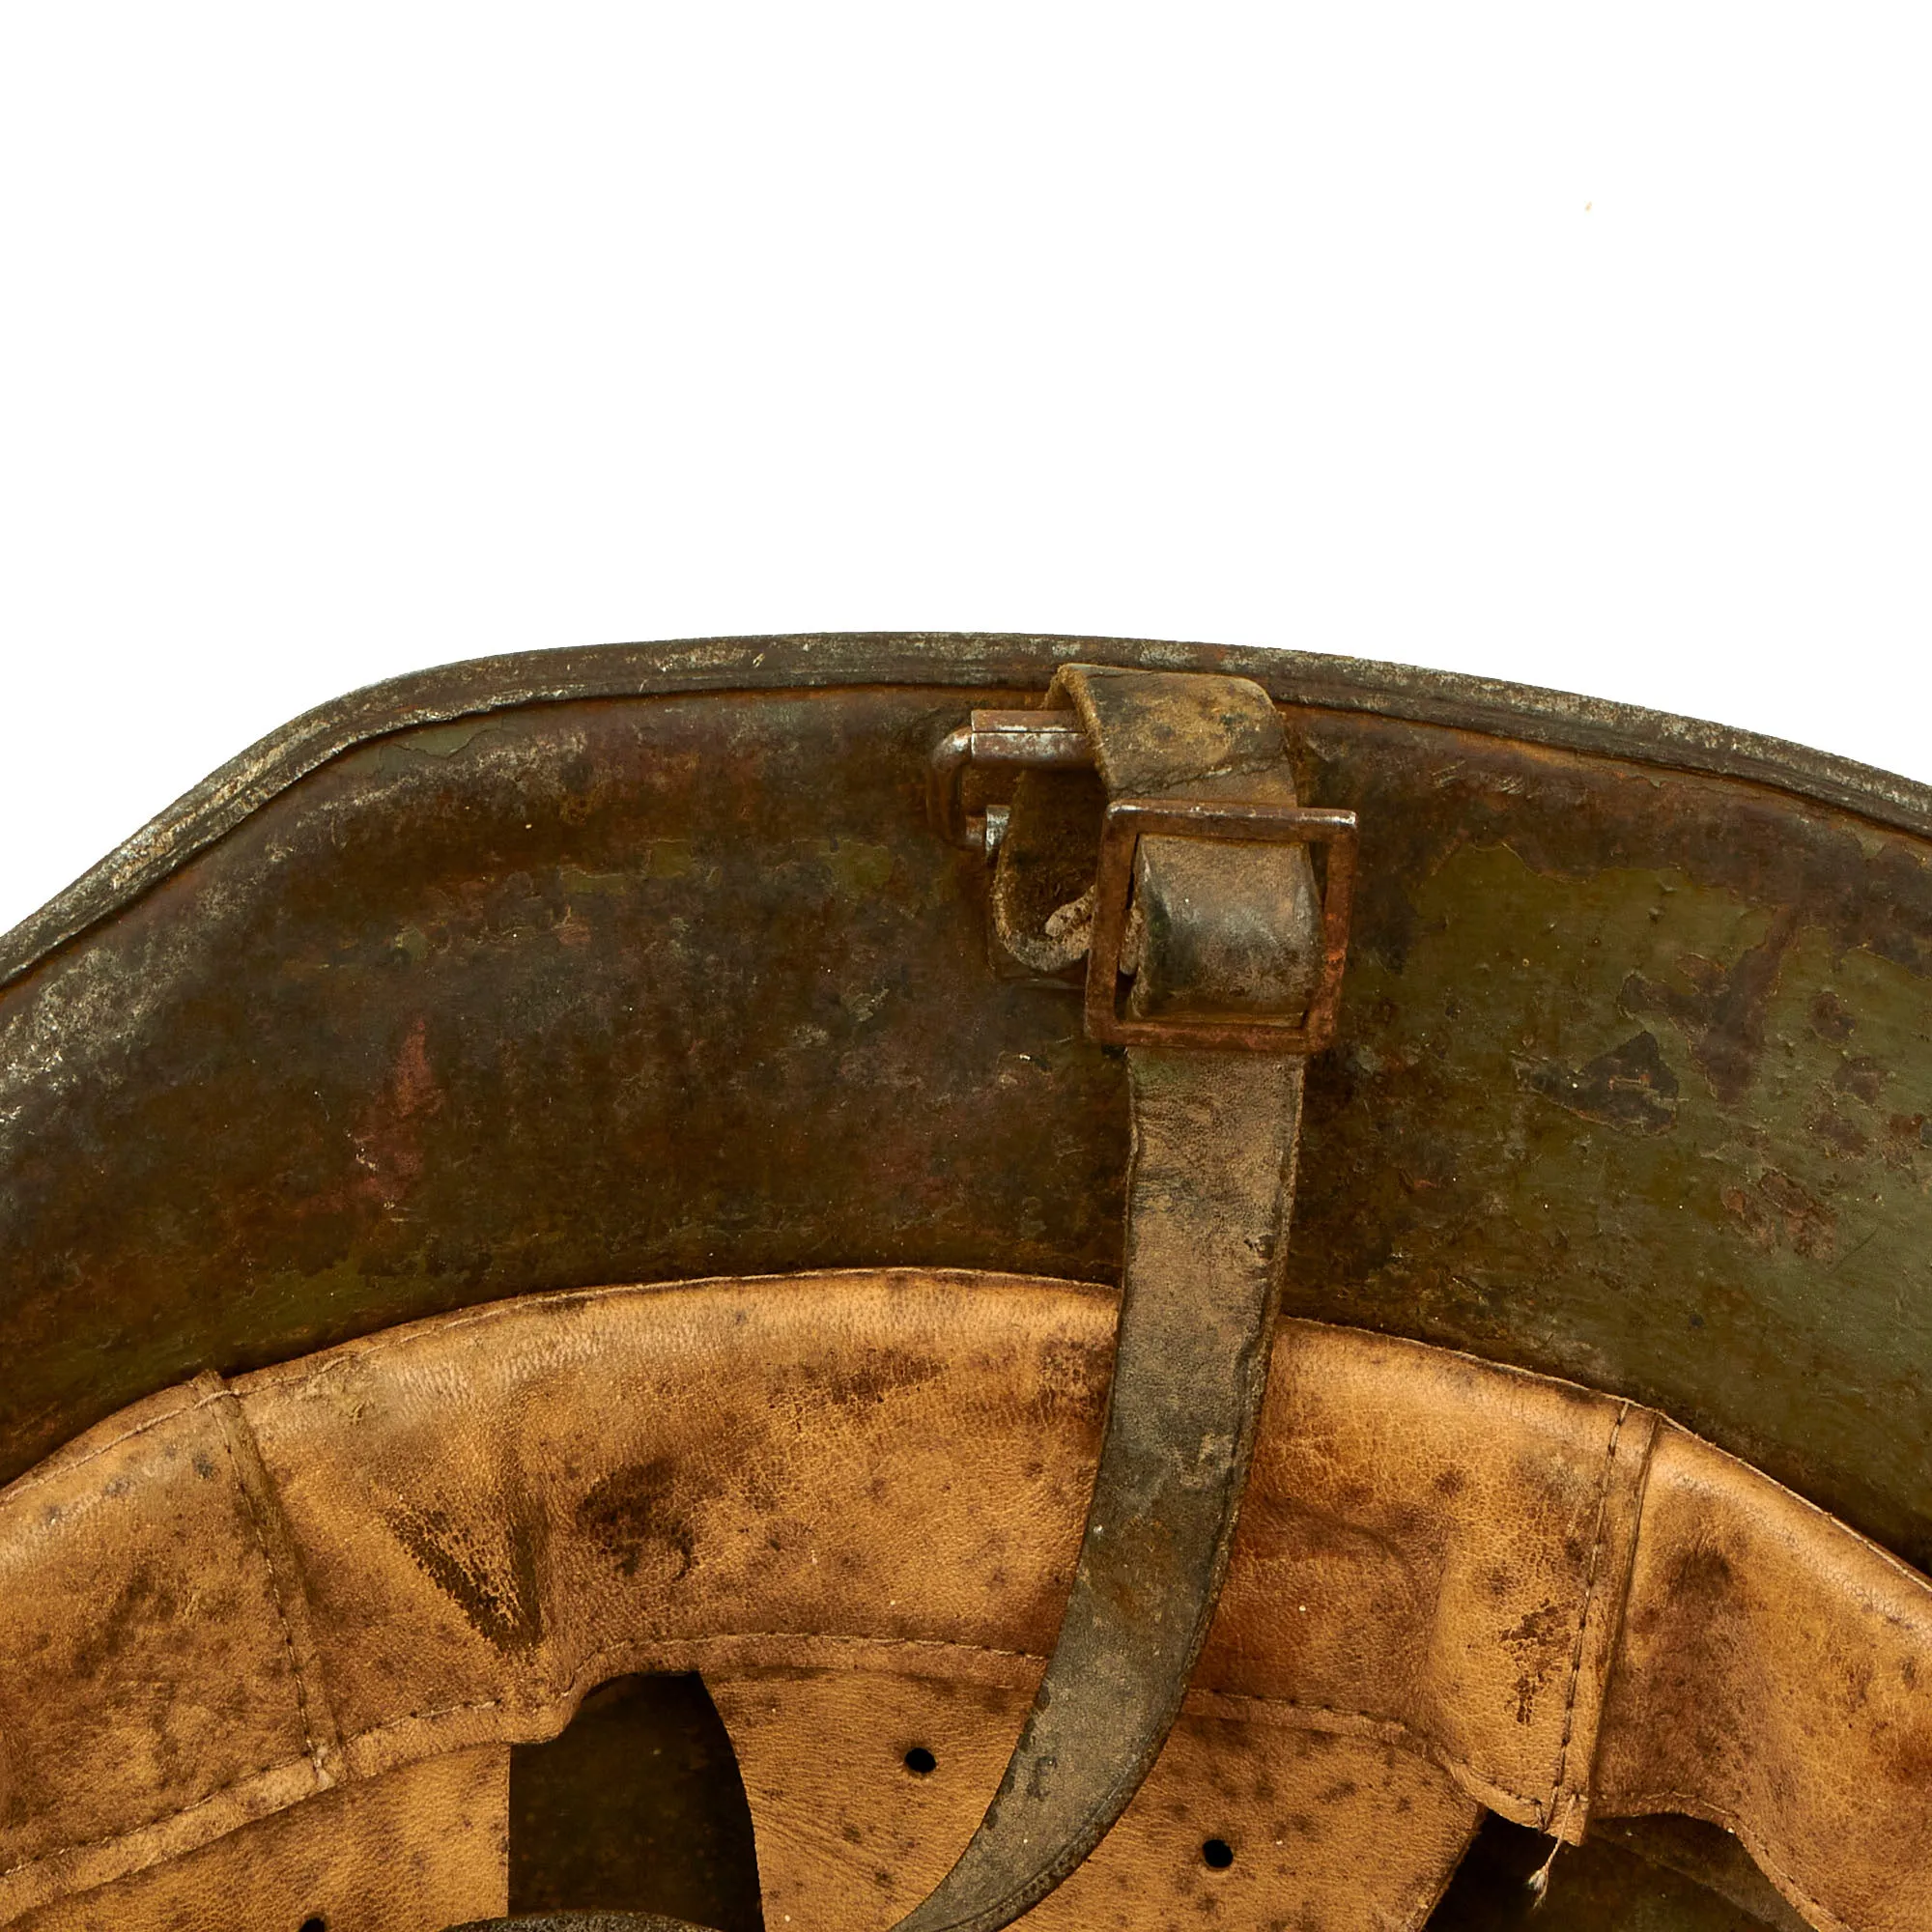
[0,1392,228,1507]
[1546,1400,1629,1819]
[237,1271,1056,1398]
[207,1382,331,1780]
[0,1761,304,1881]
[217,1419,322,1776]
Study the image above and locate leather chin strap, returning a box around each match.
[892,668,1327,1932]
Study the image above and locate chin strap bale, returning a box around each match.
[895,667,1352,1932]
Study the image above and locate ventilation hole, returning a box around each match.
[903,1747,937,1776]
[1202,1838,1235,1870]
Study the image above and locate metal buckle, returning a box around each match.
[1086,798,1358,1052]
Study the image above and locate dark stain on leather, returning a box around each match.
[1630,1541,1735,1644]
[1878,1712,1932,1788]
[1498,1601,1569,1726]
[390,1496,548,1650]
[1034,1334,1113,1418]
[772,1348,948,1411]
[576,1458,701,1580]
[66,1564,172,1682]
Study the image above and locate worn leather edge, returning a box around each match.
[715,1658,1483,1932]
[1590,1418,1932,1932]
[0,1626,1494,1927]
[6,632,1928,989]
[14,1748,509,1932]
[1616,1797,1860,1932]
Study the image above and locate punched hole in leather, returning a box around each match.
[889,667,1350,1932]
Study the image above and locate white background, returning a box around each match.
[2,5,1927,942]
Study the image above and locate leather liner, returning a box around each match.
[0,1270,1924,1930]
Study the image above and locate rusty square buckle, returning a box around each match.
[1086,797,1358,1052]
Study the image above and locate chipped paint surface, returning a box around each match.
[1289,836,1932,1564]
[1,677,1929,1585]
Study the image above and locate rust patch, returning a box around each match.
[990,767,1108,975]
[349,1016,445,1208]
[1619,908,1801,1103]
[1720,1169,1836,1260]
[1833,1055,1889,1106]
[1808,1101,1871,1159]
[1524,1031,1679,1135]
[1809,988,1857,1042]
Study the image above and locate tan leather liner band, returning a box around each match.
[0,1271,1926,1931]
